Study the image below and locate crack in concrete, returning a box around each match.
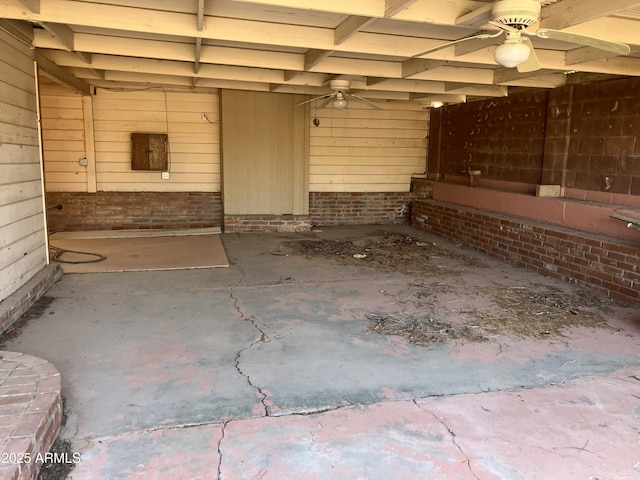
[419,404,479,480]
[270,402,354,417]
[217,420,228,480]
[230,287,270,417]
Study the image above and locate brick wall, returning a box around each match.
[309,192,415,226]
[430,77,640,196]
[412,199,639,304]
[46,192,222,232]
[223,215,311,233]
[0,352,63,480]
[0,265,62,336]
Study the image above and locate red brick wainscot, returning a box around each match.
[223,215,312,233]
[309,192,416,226]
[412,199,639,304]
[46,192,223,233]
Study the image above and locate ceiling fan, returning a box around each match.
[298,80,383,110]
[413,0,631,73]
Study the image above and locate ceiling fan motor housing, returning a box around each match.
[328,79,351,92]
[492,0,541,28]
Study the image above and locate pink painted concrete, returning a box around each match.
[70,424,224,479]
[4,225,639,480]
[220,401,476,479]
[432,181,640,241]
[419,367,640,479]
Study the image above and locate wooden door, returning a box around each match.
[220,90,308,215]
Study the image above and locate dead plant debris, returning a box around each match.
[475,284,614,338]
[37,438,76,480]
[289,230,618,344]
[367,283,615,345]
[0,295,56,347]
[367,312,485,345]
[289,230,489,274]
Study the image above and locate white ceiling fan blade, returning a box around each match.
[516,37,540,73]
[345,93,383,110]
[535,29,630,55]
[412,30,503,58]
[317,96,335,109]
[487,21,519,34]
[297,94,332,106]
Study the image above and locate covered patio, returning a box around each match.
[3,225,640,479]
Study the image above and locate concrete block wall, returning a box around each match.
[429,77,640,197]
[309,192,415,226]
[412,199,639,304]
[429,91,548,183]
[543,77,640,194]
[45,192,222,232]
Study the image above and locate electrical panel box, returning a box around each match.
[131,133,168,171]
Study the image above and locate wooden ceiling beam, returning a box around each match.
[16,0,640,60]
[540,0,640,30]
[194,37,202,74]
[38,22,74,51]
[18,0,39,13]
[384,0,417,18]
[196,0,205,31]
[455,35,502,56]
[565,46,621,66]
[304,49,334,70]
[444,82,508,97]
[334,16,375,45]
[402,59,446,78]
[366,77,389,86]
[492,67,552,84]
[0,19,34,46]
[35,51,92,95]
[410,92,466,103]
[38,21,92,63]
[227,0,479,24]
[455,3,493,27]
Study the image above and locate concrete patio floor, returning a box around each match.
[4,225,640,480]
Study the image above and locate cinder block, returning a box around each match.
[536,184,562,197]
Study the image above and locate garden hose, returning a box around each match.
[49,245,107,264]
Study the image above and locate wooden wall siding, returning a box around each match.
[308,102,428,192]
[40,80,87,192]
[91,89,220,192]
[0,31,47,301]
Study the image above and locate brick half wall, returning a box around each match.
[310,192,415,226]
[46,192,223,232]
[412,199,639,304]
[223,215,311,233]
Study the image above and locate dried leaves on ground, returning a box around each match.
[288,230,617,345]
[38,438,76,480]
[0,295,56,347]
[366,283,615,346]
[289,230,489,274]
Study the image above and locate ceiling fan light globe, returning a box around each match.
[333,98,348,109]
[493,41,530,68]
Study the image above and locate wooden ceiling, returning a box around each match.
[2,0,640,105]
